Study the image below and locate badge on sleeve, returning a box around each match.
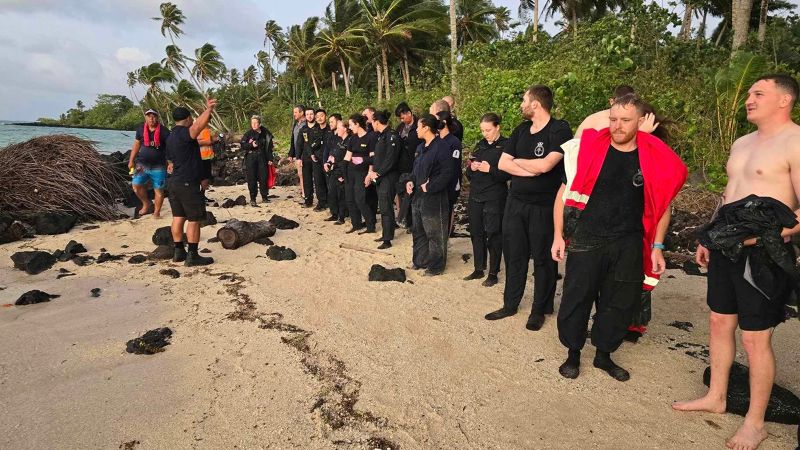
[452,149,460,159]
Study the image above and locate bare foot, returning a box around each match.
[725,421,767,450]
[672,395,726,414]
[139,202,153,216]
[152,211,161,219]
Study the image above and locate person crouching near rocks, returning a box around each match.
[240,115,274,206]
[128,109,171,218]
[551,93,686,382]
[165,100,217,266]
[463,113,509,287]
[406,114,456,276]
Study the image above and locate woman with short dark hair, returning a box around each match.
[406,114,456,276]
[344,114,378,234]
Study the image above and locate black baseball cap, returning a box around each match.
[172,107,191,121]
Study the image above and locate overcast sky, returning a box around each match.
[0,0,787,120]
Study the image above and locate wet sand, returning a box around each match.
[1,185,798,449]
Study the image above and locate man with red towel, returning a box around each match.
[552,93,687,381]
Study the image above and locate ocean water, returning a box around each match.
[0,121,134,154]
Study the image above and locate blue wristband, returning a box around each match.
[652,242,665,250]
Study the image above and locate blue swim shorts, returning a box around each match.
[132,166,167,190]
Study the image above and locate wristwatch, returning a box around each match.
[651,242,665,250]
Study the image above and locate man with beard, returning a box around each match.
[552,93,686,382]
[484,85,572,331]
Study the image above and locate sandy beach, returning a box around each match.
[1,184,798,449]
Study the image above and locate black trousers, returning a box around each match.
[411,190,449,271]
[301,158,314,205]
[327,171,347,220]
[398,183,413,227]
[346,165,375,229]
[377,172,399,242]
[502,196,557,316]
[244,153,268,201]
[468,197,504,275]
[557,236,643,353]
[301,158,327,206]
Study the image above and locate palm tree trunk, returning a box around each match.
[679,4,693,40]
[533,0,539,43]
[331,71,337,91]
[697,8,708,41]
[450,0,458,97]
[757,0,768,44]
[403,49,411,94]
[731,0,754,52]
[571,6,578,39]
[310,72,320,103]
[715,20,728,46]
[339,56,351,97]
[376,64,383,102]
[381,47,391,101]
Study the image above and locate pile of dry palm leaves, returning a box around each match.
[0,135,126,220]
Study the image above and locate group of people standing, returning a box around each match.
[128,73,800,450]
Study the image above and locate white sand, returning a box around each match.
[1,184,797,449]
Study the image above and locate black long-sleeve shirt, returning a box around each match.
[411,136,455,195]
[240,126,274,163]
[465,136,510,203]
[299,122,324,161]
[372,128,401,176]
[396,118,419,174]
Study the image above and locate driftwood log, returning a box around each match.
[216,219,276,249]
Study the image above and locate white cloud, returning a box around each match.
[115,47,152,65]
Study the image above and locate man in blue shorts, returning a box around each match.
[128,109,170,218]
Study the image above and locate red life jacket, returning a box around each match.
[142,123,161,148]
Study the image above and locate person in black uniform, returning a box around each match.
[366,110,401,249]
[324,117,350,224]
[240,115,274,206]
[406,114,456,276]
[344,114,378,234]
[484,85,573,331]
[395,102,420,229]
[464,113,509,287]
[311,109,330,211]
[165,100,216,267]
[435,111,464,222]
[299,107,325,208]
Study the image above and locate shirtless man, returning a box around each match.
[673,74,800,450]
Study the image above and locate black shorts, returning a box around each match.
[167,180,206,221]
[707,248,790,331]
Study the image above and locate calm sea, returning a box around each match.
[0,121,134,154]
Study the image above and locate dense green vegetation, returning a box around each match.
[44,0,799,188]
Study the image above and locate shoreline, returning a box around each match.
[9,122,134,132]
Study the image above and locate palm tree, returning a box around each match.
[316,0,365,97]
[191,43,226,94]
[520,0,540,42]
[731,0,754,52]
[229,68,240,85]
[679,0,695,40]
[137,63,176,116]
[162,44,185,74]
[242,65,257,85]
[169,80,203,114]
[127,71,144,113]
[493,6,514,35]
[456,0,502,47]
[287,16,322,101]
[263,19,283,80]
[757,0,768,44]
[153,2,186,46]
[359,0,447,100]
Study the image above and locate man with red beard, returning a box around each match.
[552,93,686,382]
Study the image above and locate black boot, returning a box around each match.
[482,273,498,287]
[484,308,516,321]
[185,250,214,267]
[173,247,187,263]
[463,270,484,281]
[593,351,630,382]
[559,350,581,379]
